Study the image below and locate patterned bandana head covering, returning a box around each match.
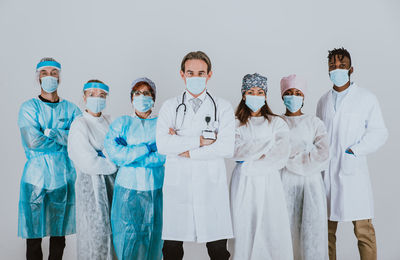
[241,73,268,94]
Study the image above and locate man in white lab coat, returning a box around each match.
[316,47,388,260]
[156,51,235,260]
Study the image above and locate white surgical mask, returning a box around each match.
[283,95,303,113]
[186,77,207,95]
[132,95,154,113]
[329,69,350,87]
[86,97,106,113]
[245,95,265,112]
[41,76,58,93]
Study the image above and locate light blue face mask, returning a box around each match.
[40,76,58,93]
[86,97,106,113]
[329,69,350,87]
[186,77,207,95]
[283,95,304,113]
[132,95,154,113]
[245,95,266,112]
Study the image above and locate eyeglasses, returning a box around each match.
[132,90,152,96]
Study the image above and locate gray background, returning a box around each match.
[0,0,399,259]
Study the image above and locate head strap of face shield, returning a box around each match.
[36,60,61,71]
[83,82,109,93]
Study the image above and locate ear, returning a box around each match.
[180,70,186,82]
[83,95,87,103]
[349,66,354,75]
[206,71,213,84]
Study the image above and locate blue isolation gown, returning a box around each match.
[17,97,81,239]
[104,114,165,260]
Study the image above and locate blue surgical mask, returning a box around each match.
[245,95,265,112]
[40,76,58,93]
[86,97,106,113]
[329,69,350,87]
[132,95,154,113]
[186,77,207,95]
[283,95,303,113]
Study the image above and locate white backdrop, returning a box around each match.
[1,0,399,259]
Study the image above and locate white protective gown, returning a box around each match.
[156,90,235,243]
[281,114,330,260]
[230,116,293,260]
[68,111,117,260]
[316,83,388,221]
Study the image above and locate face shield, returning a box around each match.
[82,82,110,113]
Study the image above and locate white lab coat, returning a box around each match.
[316,83,388,221]
[68,111,117,260]
[156,90,235,243]
[281,114,329,260]
[230,116,293,260]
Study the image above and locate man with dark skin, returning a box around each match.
[317,48,388,260]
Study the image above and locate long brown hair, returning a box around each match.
[235,95,277,125]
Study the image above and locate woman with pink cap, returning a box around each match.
[280,74,330,260]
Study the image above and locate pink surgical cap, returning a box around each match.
[280,74,307,97]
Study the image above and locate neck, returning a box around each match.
[187,88,206,98]
[285,109,303,117]
[251,109,262,117]
[86,109,102,117]
[135,110,151,119]
[333,81,351,92]
[40,90,59,102]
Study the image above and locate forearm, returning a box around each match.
[20,127,62,151]
[189,137,234,160]
[157,134,200,155]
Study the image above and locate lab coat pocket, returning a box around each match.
[341,113,365,142]
[341,153,359,176]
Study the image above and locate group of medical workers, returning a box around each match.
[17,48,388,260]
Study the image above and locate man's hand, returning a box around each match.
[259,154,266,160]
[179,151,190,158]
[200,135,216,147]
[44,128,57,139]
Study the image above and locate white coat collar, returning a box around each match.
[185,89,208,103]
[132,110,157,120]
[331,82,356,96]
[83,110,106,122]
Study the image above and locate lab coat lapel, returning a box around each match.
[193,97,211,125]
[332,84,357,123]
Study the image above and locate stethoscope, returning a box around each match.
[175,91,217,129]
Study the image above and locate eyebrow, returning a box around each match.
[329,61,347,65]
